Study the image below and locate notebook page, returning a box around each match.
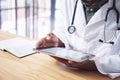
[0,37,36,57]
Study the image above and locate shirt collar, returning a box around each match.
[82,0,108,12]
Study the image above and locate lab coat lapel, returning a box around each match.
[86,2,109,27]
[84,2,110,43]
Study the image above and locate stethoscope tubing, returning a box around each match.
[68,0,78,34]
[101,0,120,45]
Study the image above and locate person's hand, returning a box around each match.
[36,33,65,49]
[51,56,97,71]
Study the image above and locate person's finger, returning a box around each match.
[36,41,43,49]
[50,56,74,67]
[50,56,69,63]
[68,60,73,64]
[36,38,47,49]
[67,60,90,68]
[46,35,51,40]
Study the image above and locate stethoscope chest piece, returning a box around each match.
[68,25,76,34]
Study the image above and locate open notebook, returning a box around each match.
[0,37,36,58]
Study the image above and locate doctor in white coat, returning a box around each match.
[36,0,120,79]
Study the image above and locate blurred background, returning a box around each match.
[0,0,61,40]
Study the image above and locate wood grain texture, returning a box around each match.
[0,31,119,80]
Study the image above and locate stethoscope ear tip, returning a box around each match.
[109,42,114,45]
[99,39,104,42]
[117,28,120,30]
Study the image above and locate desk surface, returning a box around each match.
[0,31,119,80]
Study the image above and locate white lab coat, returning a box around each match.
[53,0,120,79]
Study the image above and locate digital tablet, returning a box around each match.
[35,47,95,62]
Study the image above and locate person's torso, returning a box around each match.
[65,0,120,56]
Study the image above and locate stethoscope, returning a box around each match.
[99,0,120,45]
[68,0,78,34]
[68,0,120,45]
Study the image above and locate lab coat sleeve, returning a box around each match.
[52,1,69,48]
[95,55,120,79]
[52,0,76,49]
[95,32,120,79]
[53,27,70,48]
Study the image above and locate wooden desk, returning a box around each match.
[0,31,119,80]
